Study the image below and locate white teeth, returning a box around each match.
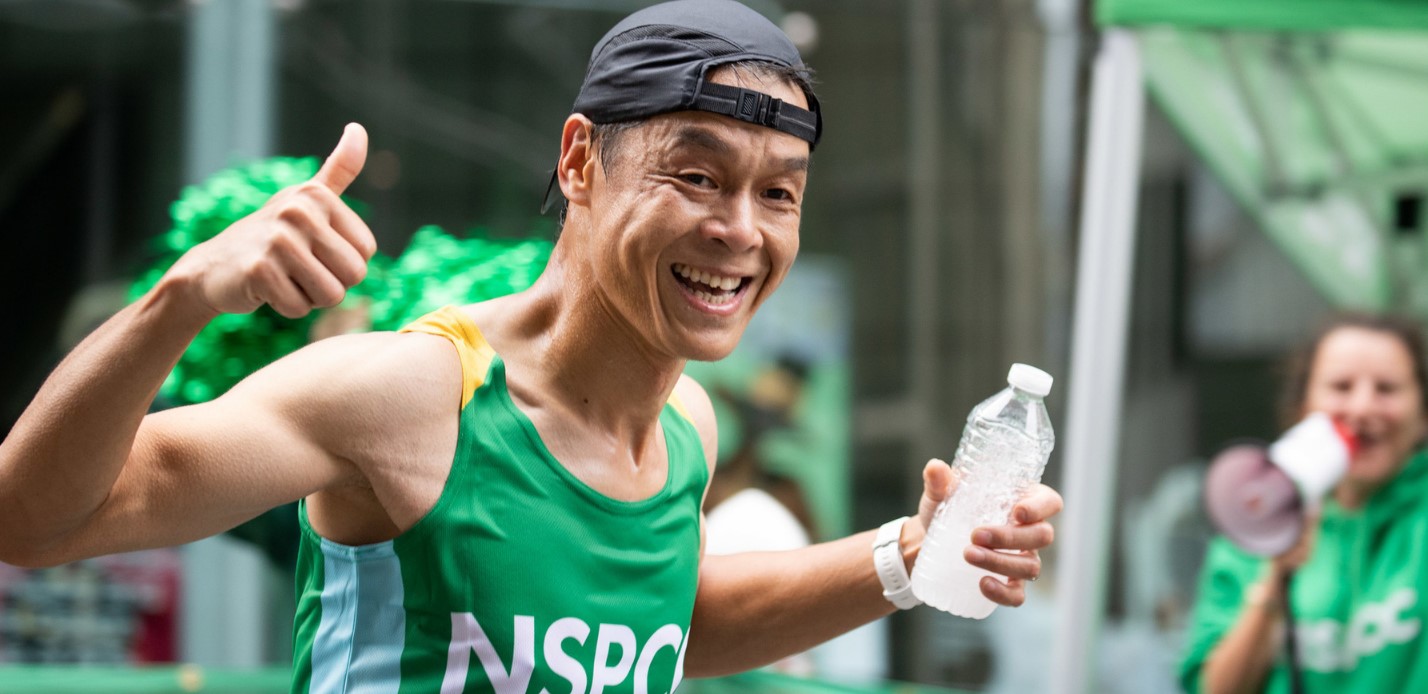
[673,263,742,293]
[694,289,734,305]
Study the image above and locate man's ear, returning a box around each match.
[558,115,597,207]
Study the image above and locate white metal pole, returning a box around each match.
[1035,0,1082,363]
[181,0,276,668]
[1048,28,1146,694]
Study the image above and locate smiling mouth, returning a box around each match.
[671,263,750,306]
[1346,432,1382,465]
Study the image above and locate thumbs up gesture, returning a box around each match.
[168,123,378,319]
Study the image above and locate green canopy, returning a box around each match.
[1140,28,1428,311]
[1098,0,1428,31]
[1086,0,1428,313]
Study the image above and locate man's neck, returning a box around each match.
[475,262,687,443]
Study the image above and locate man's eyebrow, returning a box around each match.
[672,125,810,174]
[777,156,810,175]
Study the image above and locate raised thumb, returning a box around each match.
[312,122,368,194]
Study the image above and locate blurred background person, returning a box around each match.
[703,354,818,676]
[704,354,818,551]
[1181,314,1428,693]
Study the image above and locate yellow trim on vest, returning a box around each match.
[666,390,694,424]
[399,306,495,409]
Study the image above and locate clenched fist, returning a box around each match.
[167,123,377,319]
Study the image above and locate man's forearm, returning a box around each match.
[0,276,213,565]
[685,529,896,677]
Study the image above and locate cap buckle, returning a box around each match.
[735,89,782,129]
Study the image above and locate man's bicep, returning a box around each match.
[70,356,357,558]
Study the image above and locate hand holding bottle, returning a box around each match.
[911,364,1058,617]
[907,458,1060,610]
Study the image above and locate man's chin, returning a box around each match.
[685,348,737,363]
[682,337,740,363]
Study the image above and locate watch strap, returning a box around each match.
[872,516,922,609]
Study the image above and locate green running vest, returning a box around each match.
[291,306,708,694]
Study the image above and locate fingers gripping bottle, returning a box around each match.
[911,363,1055,618]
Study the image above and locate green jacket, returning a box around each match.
[1181,451,1428,693]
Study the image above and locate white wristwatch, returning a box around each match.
[872,516,922,609]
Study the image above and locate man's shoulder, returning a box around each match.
[672,374,712,417]
[293,329,459,379]
[267,331,464,473]
[245,330,464,425]
[673,374,717,469]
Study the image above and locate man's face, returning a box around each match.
[578,69,810,362]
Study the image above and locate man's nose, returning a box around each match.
[703,193,762,253]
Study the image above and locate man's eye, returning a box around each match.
[682,173,711,187]
[765,188,793,201]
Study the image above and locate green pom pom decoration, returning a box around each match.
[351,225,552,332]
[131,157,552,406]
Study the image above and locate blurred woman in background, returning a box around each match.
[1181,314,1428,693]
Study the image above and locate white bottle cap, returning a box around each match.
[1007,363,1053,397]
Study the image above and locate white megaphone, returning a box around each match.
[1204,412,1359,557]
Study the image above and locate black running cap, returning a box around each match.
[572,0,822,147]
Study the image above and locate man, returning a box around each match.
[0,1,1062,691]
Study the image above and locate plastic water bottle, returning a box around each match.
[911,363,1055,618]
